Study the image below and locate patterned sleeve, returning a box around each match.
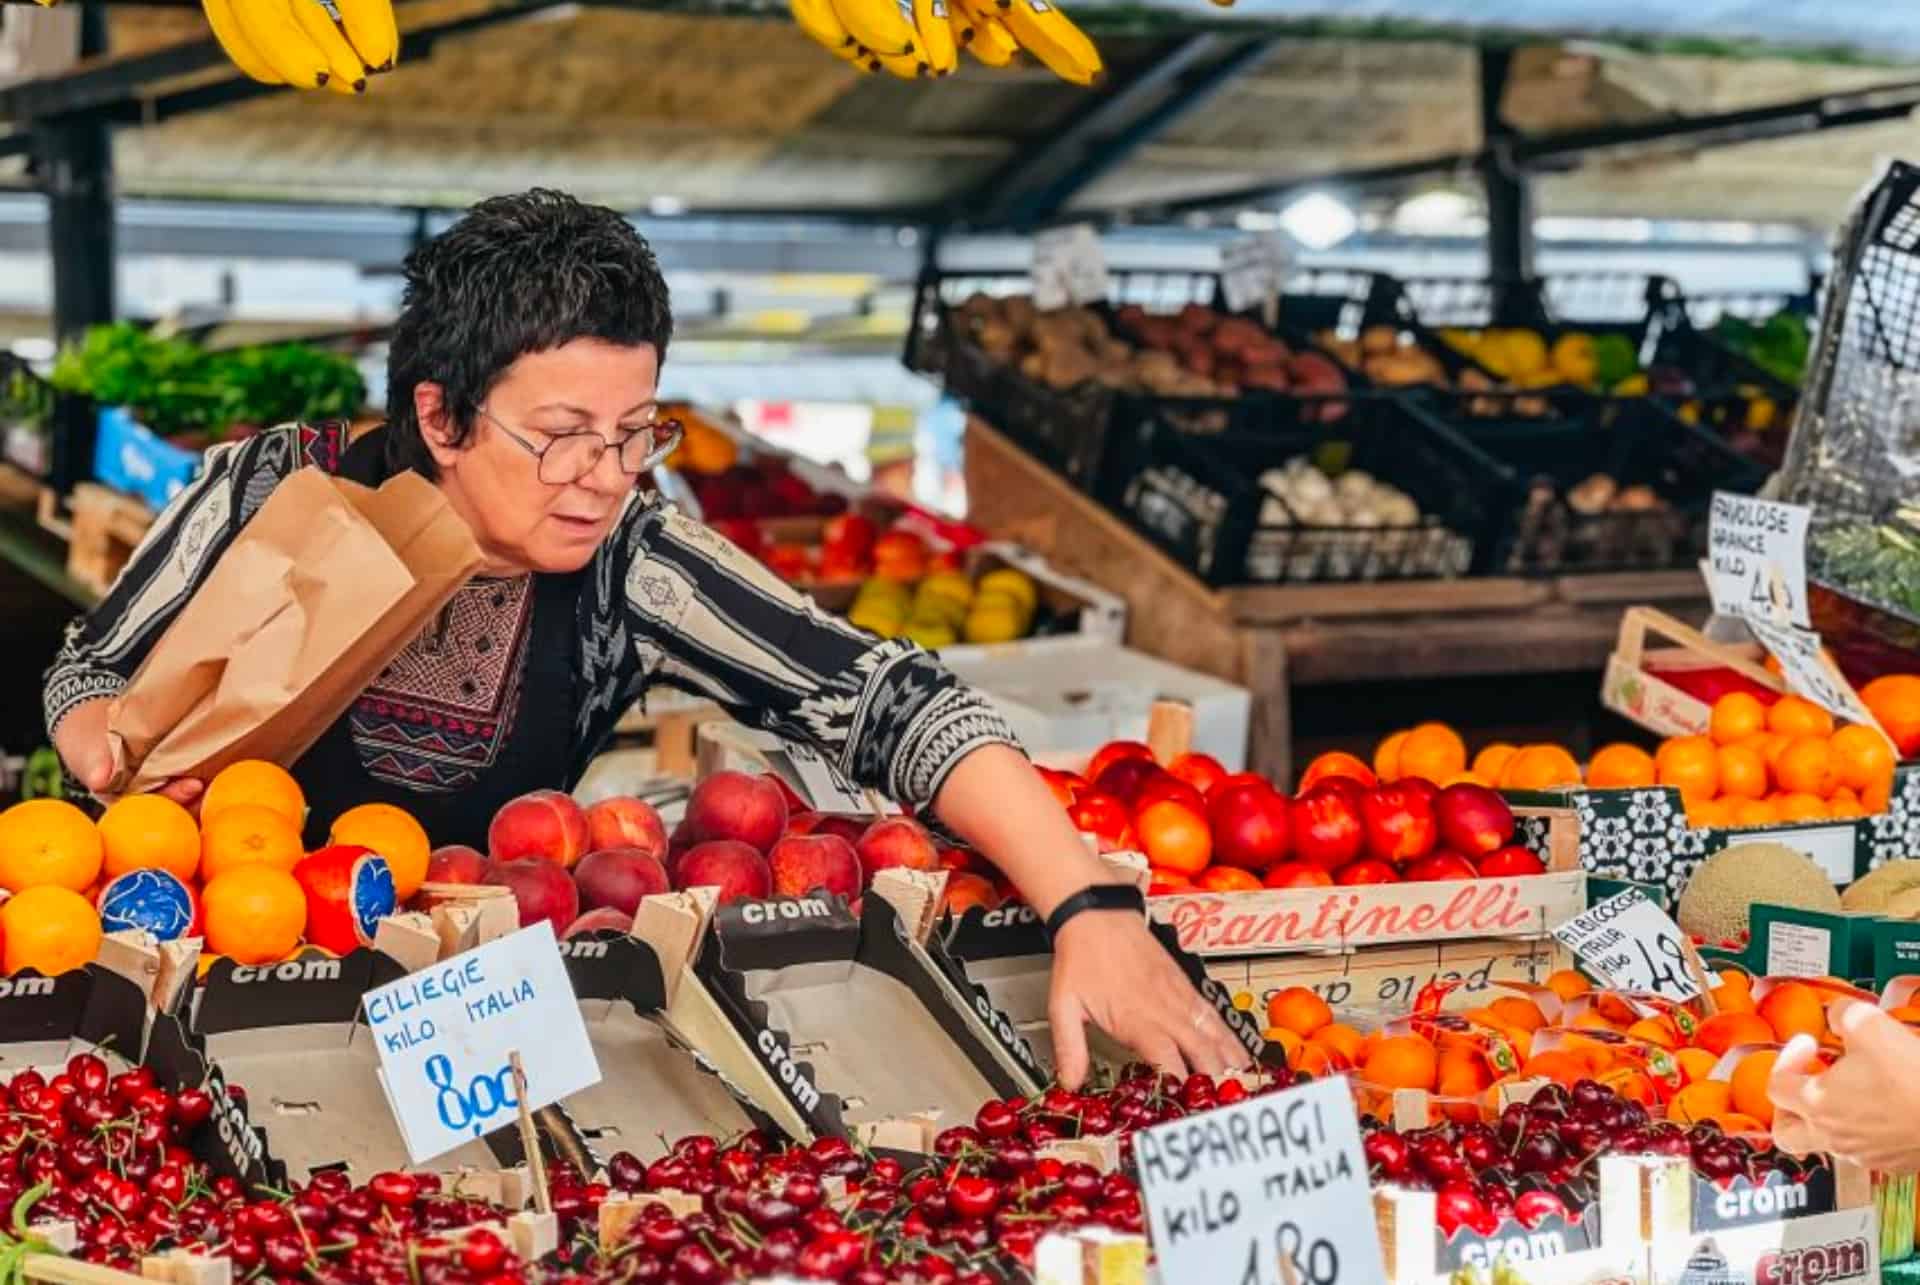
[43,427,306,741]
[620,505,1023,810]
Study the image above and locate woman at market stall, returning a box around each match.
[1769,995,1920,1172]
[42,188,1244,1091]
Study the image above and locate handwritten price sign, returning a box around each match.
[1706,492,1811,628]
[1551,888,1703,1002]
[362,921,601,1164]
[1745,617,1884,732]
[1031,223,1109,311]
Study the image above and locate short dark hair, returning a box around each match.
[384,188,673,478]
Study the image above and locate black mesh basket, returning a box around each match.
[1110,394,1517,586]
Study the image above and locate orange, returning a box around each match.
[1865,778,1894,813]
[1587,743,1657,789]
[1775,793,1829,822]
[1599,1066,1657,1107]
[1436,1048,1492,1096]
[1573,1009,1622,1034]
[1625,1016,1679,1049]
[1310,1022,1364,1064]
[1360,1035,1438,1090]
[1830,724,1896,796]
[1398,724,1467,784]
[1730,798,1780,828]
[1687,798,1736,829]
[1708,977,1757,1014]
[200,805,304,882]
[202,760,306,827]
[0,800,103,894]
[1757,982,1826,1043]
[1655,736,1719,806]
[1739,731,1790,774]
[1692,1011,1775,1055]
[202,866,307,966]
[1264,1028,1304,1066]
[1768,696,1835,739]
[1472,743,1518,782]
[329,803,432,900]
[1862,674,1920,758]
[1265,987,1333,1038]
[1545,969,1591,1001]
[97,794,200,883]
[1135,801,1212,877]
[1296,751,1376,794]
[1773,736,1834,796]
[1710,692,1769,746]
[1668,1081,1733,1124]
[1730,1050,1778,1126]
[1441,771,1493,788]
[1674,1047,1720,1084]
[0,886,101,977]
[1294,1043,1347,1078]
[1487,996,1546,1033]
[1829,792,1867,820]
[1714,744,1768,801]
[1373,730,1409,783]
[1500,745,1582,791]
[1712,1112,1768,1137]
[1519,1050,1588,1087]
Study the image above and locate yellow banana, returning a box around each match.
[826,0,915,57]
[290,0,367,93]
[333,0,398,71]
[230,0,330,88]
[201,0,285,83]
[954,0,1016,65]
[992,0,1100,84]
[874,48,929,78]
[913,0,956,74]
[790,0,858,57]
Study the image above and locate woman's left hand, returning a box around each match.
[1770,998,1920,1173]
[1047,908,1249,1091]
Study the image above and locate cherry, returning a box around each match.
[947,1175,1000,1220]
[974,1100,1018,1140]
[227,1238,262,1272]
[1515,1189,1571,1229]
[870,1157,904,1186]
[933,1126,981,1157]
[987,1143,1035,1179]
[1216,1078,1250,1107]
[1695,1147,1742,1184]
[367,1172,418,1208]
[459,1230,506,1275]
[669,1242,725,1284]
[1364,1131,1412,1178]
[1457,1125,1501,1170]
[1514,1133,1566,1174]
[607,1151,645,1192]
[333,1190,377,1225]
[1413,1137,1468,1184]
[638,1219,687,1256]
[172,1089,214,1130]
[1435,1183,1489,1238]
[261,1235,307,1276]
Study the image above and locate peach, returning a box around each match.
[426,845,488,885]
[768,834,863,903]
[574,847,671,916]
[584,797,667,861]
[675,840,772,905]
[484,858,580,937]
[488,790,591,868]
[566,908,634,937]
[855,817,939,884]
[685,772,789,855]
[941,872,1000,917]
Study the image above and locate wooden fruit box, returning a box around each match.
[1147,801,1584,957]
[36,483,154,601]
[1208,935,1570,1022]
[1600,605,1783,738]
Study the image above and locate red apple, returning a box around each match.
[426,845,488,885]
[855,817,939,883]
[484,858,581,936]
[1134,774,1206,815]
[488,790,592,868]
[1290,791,1364,870]
[685,771,790,854]
[574,847,672,916]
[1361,785,1438,864]
[1086,740,1155,783]
[1263,862,1333,889]
[1402,852,1479,882]
[1434,784,1516,858]
[1335,859,1400,885]
[584,797,667,860]
[675,840,773,905]
[1094,759,1168,806]
[1477,845,1546,877]
[1305,775,1366,807]
[1207,782,1292,871]
[1068,794,1131,844]
[1168,753,1228,797]
[566,908,634,937]
[769,833,863,902]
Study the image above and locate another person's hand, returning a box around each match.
[50,696,203,810]
[1048,909,1248,1091]
[1769,997,1920,1173]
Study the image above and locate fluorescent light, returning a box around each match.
[1278,192,1357,251]
[648,196,687,217]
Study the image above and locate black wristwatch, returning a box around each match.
[1043,883,1148,944]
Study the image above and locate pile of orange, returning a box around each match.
[1370,725,1584,791]
[0,761,432,977]
[1639,692,1896,828]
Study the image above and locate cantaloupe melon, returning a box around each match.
[1842,859,1920,914]
[1677,842,1841,945]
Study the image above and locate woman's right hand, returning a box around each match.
[51,697,203,809]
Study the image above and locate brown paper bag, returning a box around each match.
[105,469,483,795]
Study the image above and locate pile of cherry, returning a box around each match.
[1362,1078,1825,1240]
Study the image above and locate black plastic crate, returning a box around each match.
[1110,394,1517,586]
[1460,400,1768,575]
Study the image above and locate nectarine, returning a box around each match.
[685,772,789,855]
[488,791,590,868]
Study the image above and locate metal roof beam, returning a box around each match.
[965,32,1271,231]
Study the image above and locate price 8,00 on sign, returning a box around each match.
[1551,888,1703,1003]
[362,921,602,1164]
[1134,1075,1383,1285]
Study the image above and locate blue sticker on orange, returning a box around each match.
[98,869,195,941]
[350,854,397,946]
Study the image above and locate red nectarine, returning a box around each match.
[485,858,580,936]
[583,797,667,861]
[768,833,863,903]
[685,772,789,855]
[855,817,939,883]
[489,790,591,868]
[676,840,773,905]
[1208,782,1291,871]
[574,847,671,916]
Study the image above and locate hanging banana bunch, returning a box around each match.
[201,0,399,93]
[789,0,1101,84]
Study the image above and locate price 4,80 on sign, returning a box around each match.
[1551,888,1704,1003]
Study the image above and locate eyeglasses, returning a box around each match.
[479,405,685,486]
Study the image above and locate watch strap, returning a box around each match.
[1043,883,1148,944]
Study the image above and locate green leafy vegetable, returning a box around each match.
[1810,509,1920,619]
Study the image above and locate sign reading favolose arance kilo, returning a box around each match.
[1134,1075,1381,1285]
[362,921,601,1164]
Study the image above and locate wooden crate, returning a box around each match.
[37,484,153,600]
[1208,935,1571,1018]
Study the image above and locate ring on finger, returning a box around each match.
[1190,1008,1211,1032]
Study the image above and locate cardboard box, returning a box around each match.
[92,405,199,513]
[1630,1155,1880,1285]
